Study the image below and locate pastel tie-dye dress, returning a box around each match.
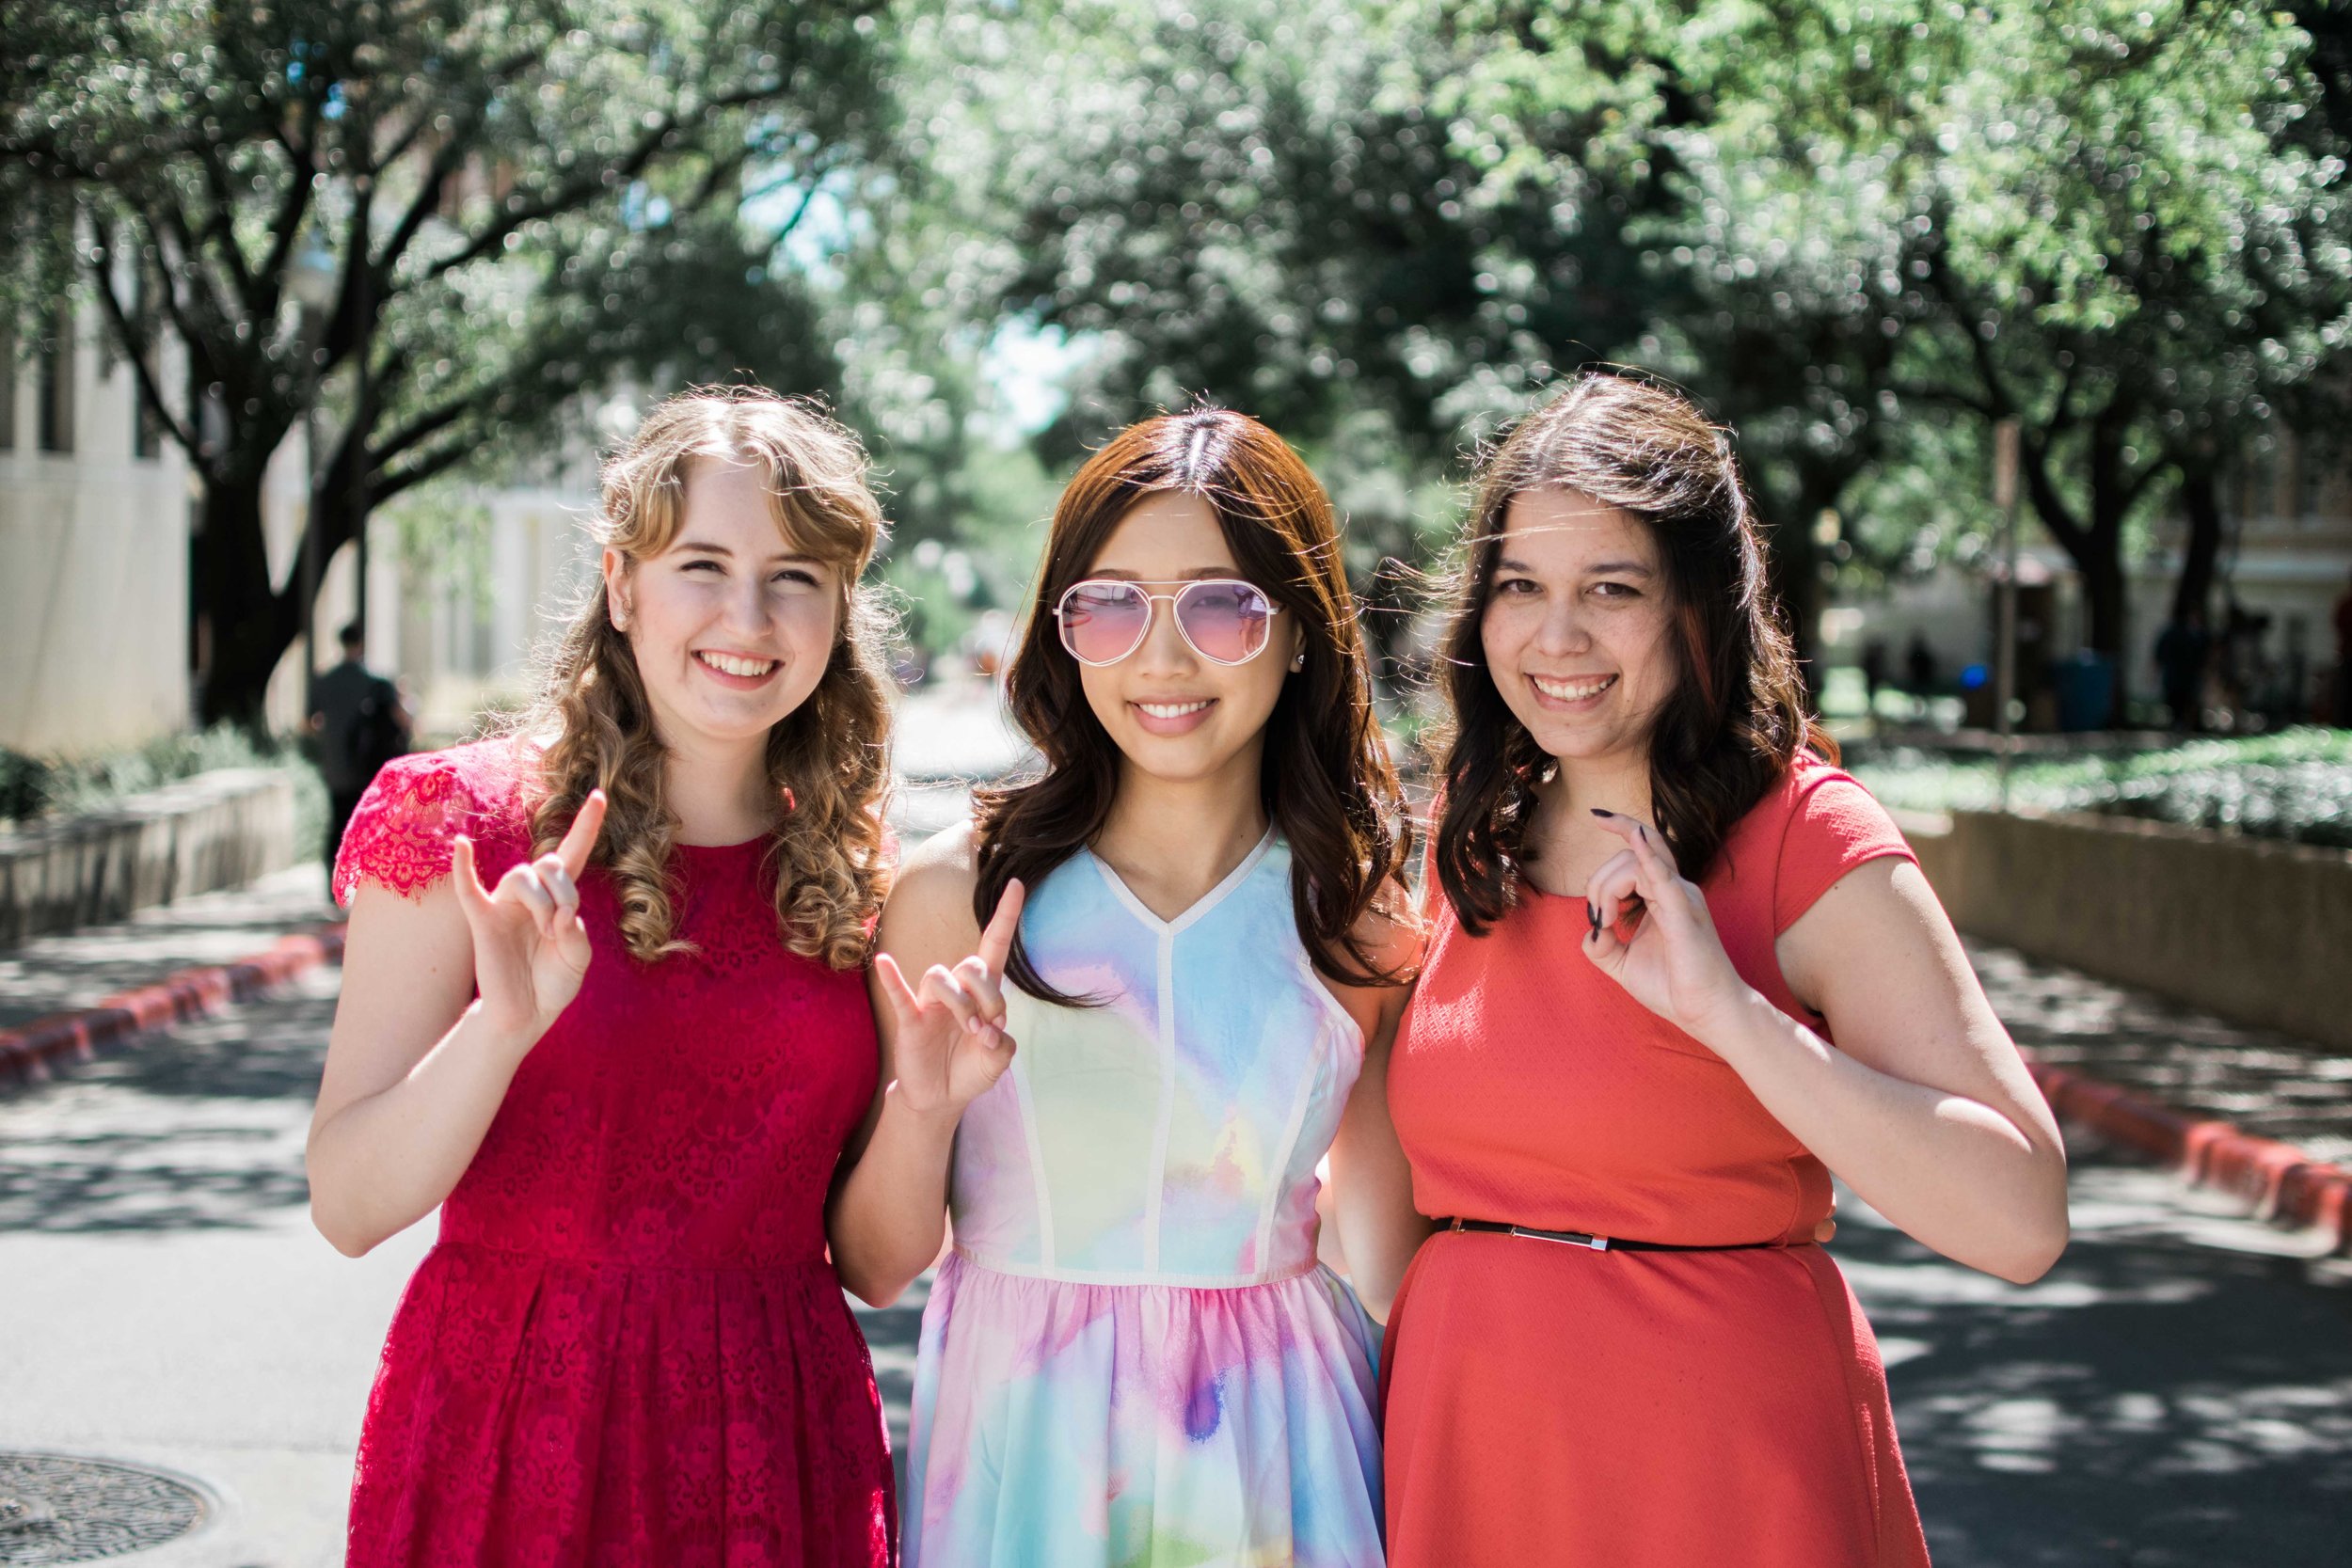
[903,832,1385,1568]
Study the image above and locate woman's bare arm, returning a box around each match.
[307,798,605,1258]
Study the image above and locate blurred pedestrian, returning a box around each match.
[2154,605,2212,732]
[1903,630,1936,694]
[307,390,898,1566]
[1375,373,2067,1568]
[1861,637,1889,709]
[308,622,409,902]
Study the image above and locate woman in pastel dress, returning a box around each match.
[829,407,1423,1567]
[310,389,899,1565]
[1369,372,2072,1566]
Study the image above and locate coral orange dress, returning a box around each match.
[1381,760,1933,1567]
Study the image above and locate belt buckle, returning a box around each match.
[1515,1225,1611,1251]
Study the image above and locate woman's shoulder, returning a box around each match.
[1728,752,1915,934]
[332,737,539,905]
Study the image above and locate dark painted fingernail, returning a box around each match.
[1590,807,1614,818]
[1587,901,1601,934]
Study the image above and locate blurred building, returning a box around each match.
[0,289,602,757]
[0,291,209,754]
[1831,434,2352,728]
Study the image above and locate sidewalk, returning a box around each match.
[0,864,339,1034]
[1965,937,2352,1168]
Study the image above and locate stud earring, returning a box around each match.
[1290,652,1306,672]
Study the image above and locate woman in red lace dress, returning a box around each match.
[309,388,899,1566]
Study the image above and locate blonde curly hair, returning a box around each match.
[519,387,895,969]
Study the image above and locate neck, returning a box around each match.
[659,725,777,847]
[1537,743,1654,832]
[1092,740,1271,895]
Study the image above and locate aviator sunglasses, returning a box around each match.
[1053,578,1282,667]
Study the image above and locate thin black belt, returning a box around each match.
[1441,1217,1781,1253]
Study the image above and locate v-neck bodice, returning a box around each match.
[946,835,1363,1286]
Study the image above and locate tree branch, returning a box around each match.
[81,230,201,462]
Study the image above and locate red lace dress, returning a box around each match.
[331,739,895,1568]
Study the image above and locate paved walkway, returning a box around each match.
[1969,939,2352,1169]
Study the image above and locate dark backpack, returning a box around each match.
[343,678,409,784]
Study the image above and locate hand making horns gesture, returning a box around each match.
[451,790,608,1043]
[874,879,1027,1118]
[1580,808,1754,1040]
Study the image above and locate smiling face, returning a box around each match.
[602,456,840,753]
[1073,490,1303,788]
[1479,485,1680,768]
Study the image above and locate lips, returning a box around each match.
[1128,697,1216,736]
[694,649,780,688]
[1529,673,1618,703]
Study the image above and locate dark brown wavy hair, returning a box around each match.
[517,387,896,969]
[1432,371,1834,936]
[975,406,1414,1004]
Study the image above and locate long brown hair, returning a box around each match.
[1431,372,1833,936]
[975,406,1412,1004]
[519,386,896,969]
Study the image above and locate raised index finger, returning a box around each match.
[976,879,1026,974]
[556,789,608,879]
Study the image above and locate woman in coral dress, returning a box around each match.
[309,389,900,1566]
[1374,373,2072,1567]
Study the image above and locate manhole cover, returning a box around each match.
[0,1454,208,1564]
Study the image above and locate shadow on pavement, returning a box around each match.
[1842,1146,2352,1568]
[0,983,333,1232]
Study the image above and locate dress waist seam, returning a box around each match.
[433,1238,833,1274]
[951,1245,1318,1290]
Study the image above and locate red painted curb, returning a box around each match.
[2029,1059,2352,1253]
[0,925,348,1083]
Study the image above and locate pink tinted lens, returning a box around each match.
[1059,580,1152,664]
[1176,580,1273,664]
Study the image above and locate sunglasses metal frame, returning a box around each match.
[1050,578,1283,667]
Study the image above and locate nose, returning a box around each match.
[719,572,774,639]
[1533,594,1593,658]
[1131,594,1199,675]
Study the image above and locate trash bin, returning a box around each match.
[2053,651,2117,732]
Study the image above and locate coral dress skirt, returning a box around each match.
[1381,762,1935,1568]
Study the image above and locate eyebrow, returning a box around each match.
[674,540,825,566]
[1494,555,1656,578]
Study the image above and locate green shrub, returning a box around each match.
[1850,729,2352,850]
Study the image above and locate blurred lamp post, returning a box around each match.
[286,228,338,706]
[1992,419,2022,811]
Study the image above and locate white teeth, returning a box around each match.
[1532,673,1617,702]
[1136,701,1212,719]
[698,651,777,678]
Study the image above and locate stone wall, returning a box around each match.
[1900,807,2352,1053]
[0,769,297,945]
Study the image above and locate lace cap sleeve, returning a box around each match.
[332,743,533,906]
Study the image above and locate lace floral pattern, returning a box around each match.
[337,743,896,1567]
[334,740,537,905]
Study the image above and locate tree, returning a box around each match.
[1,0,888,727]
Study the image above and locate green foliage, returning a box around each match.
[1851,728,2352,847]
[1,0,893,722]
[881,0,2352,659]
[0,724,325,837]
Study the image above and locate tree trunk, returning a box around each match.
[2169,460,2224,626]
[192,473,299,732]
